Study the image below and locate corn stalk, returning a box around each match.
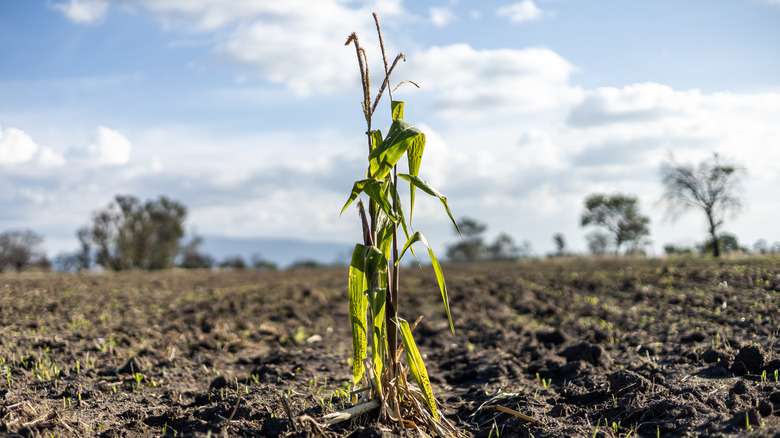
[340,14,461,434]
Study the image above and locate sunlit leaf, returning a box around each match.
[341,179,398,222]
[386,180,418,262]
[391,101,404,120]
[398,232,454,333]
[376,215,394,262]
[366,287,386,396]
[348,244,370,385]
[370,130,383,152]
[405,133,425,224]
[395,317,438,420]
[395,192,417,263]
[364,245,387,287]
[369,120,424,180]
[398,174,460,237]
[367,130,383,178]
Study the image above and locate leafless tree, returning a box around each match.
[659,153,745,257]
[446,217,487,262]
[552,233,566,256]
[0,229,44,271]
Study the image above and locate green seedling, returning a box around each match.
[488,419,500,438]
[341,14,460,431]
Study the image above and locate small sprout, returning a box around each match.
[488,419,500,438]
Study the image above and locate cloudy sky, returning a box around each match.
[2,0,780,261]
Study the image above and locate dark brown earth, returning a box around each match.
[1,257,779,437]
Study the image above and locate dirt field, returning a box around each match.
[1,257,779,437]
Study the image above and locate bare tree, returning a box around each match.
[446,217,487,262]
[486,233,520,261]
[581,193,651,254]
[659,153,745,257]
[552,233,566,256]
[0,230,45,271]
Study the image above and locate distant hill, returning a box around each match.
[199,235,353,268]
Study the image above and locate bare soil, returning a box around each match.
[1,257,779,437]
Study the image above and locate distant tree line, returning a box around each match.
[1,194,280,273]
[445,217,533,263]
[0,152,765,271]
[443,152,755,261]
[574,152,749,258]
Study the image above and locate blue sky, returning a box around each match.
[2,0,780,261]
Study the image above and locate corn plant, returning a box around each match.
[341,14,460,433]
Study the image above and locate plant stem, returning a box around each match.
[386,166,400,377]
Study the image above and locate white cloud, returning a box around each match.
[49,0,409,96]
[80,126,132,166]
[563,83,780,187]
[0,126,38,164]
[104,0,404,96]
[50,0,109,24]
[406,44,580,117]
[429,7,455,27]
[496,1,544,23]
[0,126,67,167]
[37,147,67,167]
[123,0,401,31]
[568,83,701,126]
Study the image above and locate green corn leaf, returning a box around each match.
[395,317,438,421]
[406,135,425,224]
[366,287,386,396]
[369,120,425,180]
[398,173,460,237]
[365,246,387,288]
[340,179,398,222]
[364,180,398,222]
[395,195,418,263]
[348,244,387,386]
[367,130,384,178]
[376,215,394,261]
[391,101,404,120]
[340,180,367,216]
[348,244,370,385]
[398,232,454,333]
[370,130,383,152]
[384,180,418,262]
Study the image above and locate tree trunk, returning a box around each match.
[708,213,720,258]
